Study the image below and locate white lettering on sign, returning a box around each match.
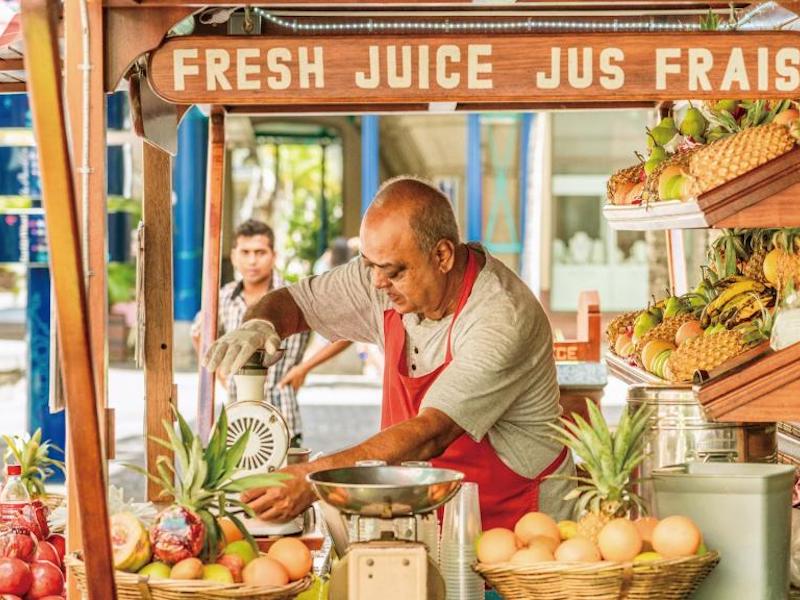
[266,48,292,90]
[237,48,261,90]
[656,48,682,90]
[173,49,199,91]
[721,47,750,91]
[537,47,625,90]
[437,45,461,89]
[467,44,493,89]
[206,49,232,91]
[688,48,713,91]
[776,48,800,92]
[160,40,800,99]
[599,48,624,90]
[298,47,324,88]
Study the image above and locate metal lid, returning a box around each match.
[626,384,696,405]
[236,350,268,375]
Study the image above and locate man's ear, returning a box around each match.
[434,239,456,273]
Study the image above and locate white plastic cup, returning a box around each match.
[439,483,483,600]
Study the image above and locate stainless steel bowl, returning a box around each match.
[307,466,464,518]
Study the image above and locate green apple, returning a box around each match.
[680,107,707,140]
[633,308,663,340]
[696,541,708,556]
[714,99,738,114]
[223,540,258,565]
[138,561,171,580]
[203,564,234,584]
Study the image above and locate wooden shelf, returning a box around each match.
[697,341,800,422]
[604,147,800,231]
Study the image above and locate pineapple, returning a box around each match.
[128,407,289,564]
[606,164,643,205]
[666,316,771,383]
[687,122,795,196]
[772,228,800,294]
[634,313,695,356]
[605,310,639,347]
[549,399,651,543]
[2,429,65,499]
[742,229,777,283]
[707,229,748,279]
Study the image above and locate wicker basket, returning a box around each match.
[41,492,65,512]
[474,551,719,600]
[67,554,312,600]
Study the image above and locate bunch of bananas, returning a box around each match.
[699,276,776,329]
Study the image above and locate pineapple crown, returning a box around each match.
[708,229,749,278]
[703,99,793,136]
[772,228,800,255]
[127,406,291,561]
[548,399,652,519]
[2,429,65,498]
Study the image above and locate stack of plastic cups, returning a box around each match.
[399,461,440,563]
[439,482,483,600]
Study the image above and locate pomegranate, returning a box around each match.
[24,562,63,599]
[42,539,63,565]
[0,558,32,595]
[31,544,59,570]
[0,531,37,563]
[0,595,22,599]
[149,506,205,564]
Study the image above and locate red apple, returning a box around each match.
[30,546,58,571]
[33,597,63,600]
[23,562,63,599]
[216,554,245,583]
[42,538,63,565]
[0,532,37,563]
[0,558,32,596]
[1,595,23,600]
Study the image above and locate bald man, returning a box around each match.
[204,176,575,529]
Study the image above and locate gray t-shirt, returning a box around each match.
[288,245,575,520]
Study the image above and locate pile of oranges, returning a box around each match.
[476,512,706,565]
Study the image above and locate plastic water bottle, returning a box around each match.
[0,465,31,526]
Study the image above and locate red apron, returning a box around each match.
[381,248,568,531]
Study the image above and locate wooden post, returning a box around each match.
[143,142,175,501]
[63,1,109,592]
[20,1,116,598]
[197,107,226,442]
[666,229,689,295]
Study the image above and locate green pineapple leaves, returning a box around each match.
[1,428,66,498]
[124,405,293,561]
[548,399,653,518]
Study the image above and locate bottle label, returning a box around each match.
[0,502,28,526]
[0,501,49,540]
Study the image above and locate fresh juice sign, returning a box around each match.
[148,33,800,104]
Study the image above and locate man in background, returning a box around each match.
[192,219,309,445]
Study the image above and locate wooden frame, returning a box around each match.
[14,3,800,598]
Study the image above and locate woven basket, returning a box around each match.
[67,554,312,600]
[474,551,719,600]
[40,492,65,512]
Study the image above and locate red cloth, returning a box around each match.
[380,248,567,530]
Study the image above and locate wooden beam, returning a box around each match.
[63,0,109,595]
[0,82,27,93]
[20,1,116,599]
[0,59,25,71]
[104,7,195,92]
[143,142,175,500]
[197,107,225,442]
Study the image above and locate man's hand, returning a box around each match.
[241,463,316,522]
[203,319,281,377]
[279,365,308,392]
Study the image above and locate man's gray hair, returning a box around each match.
[372,176,461,253]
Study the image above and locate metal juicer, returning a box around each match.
[308,465,464,600]
[226,350,308,536]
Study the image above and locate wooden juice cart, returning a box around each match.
[9,0,800,597]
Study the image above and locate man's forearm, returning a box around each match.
[305,409,463,473]
[243,287,311,339]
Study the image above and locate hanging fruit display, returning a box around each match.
[606,228,800,383]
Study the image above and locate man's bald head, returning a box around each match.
[366,176,461,254]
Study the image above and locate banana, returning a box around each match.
[703,280,765,318]
[713,274,755,290]
[726,293,776,327]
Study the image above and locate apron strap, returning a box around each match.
[444,248,480,362]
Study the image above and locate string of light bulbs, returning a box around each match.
[253,7,737,34]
